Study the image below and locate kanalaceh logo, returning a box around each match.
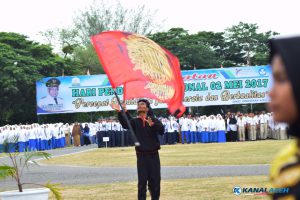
[233,186,289,196]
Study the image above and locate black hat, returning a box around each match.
[138,99,150,108]
[46,78,60,87]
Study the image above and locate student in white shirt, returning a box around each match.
[237,114,247,141]
[201,116,209,143]
[2,128,9,152]
[253,114,259,140]
[7,127,17,152]
[97,120,106,148]
[208,115,217,143]
[45,125,52,149]
[116,121,124,147]
[28,126,37,151]
[217,115,226,143]
[39,125,47,151]
[59,124,65,148]
[279,123,288,140]
[248,113,258,141]
[89,123,97,145]
[166,117,175,144]
[190,117,198,143]
[36,125,42,150]
[196,117,202,143]
[51,125,59,149]
[268,113,275,139]
[18,126,27,152]
[173,119,180,144]
[273,122,280,140]
[180,115,191,144]
[258,111,269,139]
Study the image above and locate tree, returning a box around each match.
[224,22,278,66]
[195,31,225,55]
[58,28,80,58]
[74,0,160,45]
[148,28,220,69]
[40,28,80,59]
[0,32,81,125]
[73,43,103,74]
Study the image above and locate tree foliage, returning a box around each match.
[74,0,160,45]
[148,28,220,69]
[224,22,278,66]
[0,32,81,125]
[149,22,277,69]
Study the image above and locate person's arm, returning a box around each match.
[110,102,133,129]
[117,111,133,129]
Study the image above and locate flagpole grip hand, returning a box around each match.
[110,102,120,112]
[121,101,127,112]
[112,89,139,146]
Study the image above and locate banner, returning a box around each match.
[36,66,272,115]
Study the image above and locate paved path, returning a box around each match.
[0,145,269,189]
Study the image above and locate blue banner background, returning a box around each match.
[36,66,272,115]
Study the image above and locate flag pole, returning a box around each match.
[113,89,140,146]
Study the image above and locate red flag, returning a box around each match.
[91,31,185,117]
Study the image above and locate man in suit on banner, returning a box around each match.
[38,78,64,111]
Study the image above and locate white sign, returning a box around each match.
[36,66,272,115]
[103,137,109,142]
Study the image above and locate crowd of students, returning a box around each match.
[0,111,289,153]
[174,111,288,144]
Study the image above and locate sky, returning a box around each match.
[0,0,300,43]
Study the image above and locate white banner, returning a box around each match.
[36,65,272,115]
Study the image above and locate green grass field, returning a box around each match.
[42,140,290,167]
[50,176,269,200]
[2,141,281,199]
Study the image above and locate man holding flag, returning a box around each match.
[91,30,186,199]
[111,99,164,200]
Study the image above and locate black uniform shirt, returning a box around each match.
[118,111,164,153]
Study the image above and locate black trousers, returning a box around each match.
[167,132,176,144]
[115,131,122,147]
[228,131,238,142]
[123,130,128,146]
[174,131,179,143]
[109,131,116,147]
[128,131,134,146]
[96,131,105,148]
[83,135,91,145]
[106,131,113,147]
[137,152,161,200]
